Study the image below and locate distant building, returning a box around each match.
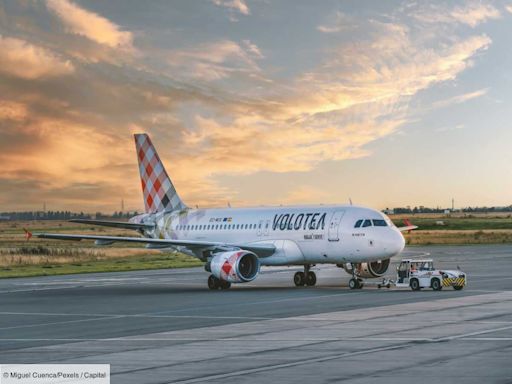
[0,215,10,221]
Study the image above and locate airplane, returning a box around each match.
[32,133,417,290]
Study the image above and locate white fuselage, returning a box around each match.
[138,205,405,266]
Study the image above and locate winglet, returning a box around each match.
[23,228,33,241]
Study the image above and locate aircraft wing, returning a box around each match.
[34,232,276,257]
[68,219,153,231]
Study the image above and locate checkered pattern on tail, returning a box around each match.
[134,134,187,213]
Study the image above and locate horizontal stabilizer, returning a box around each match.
[69,219,153,230]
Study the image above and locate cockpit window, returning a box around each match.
[362,219,372,227]
[372,219,387,227]
[354,219,363,228]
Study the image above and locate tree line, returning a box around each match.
[0,211,140,221]
[389,206,512,214]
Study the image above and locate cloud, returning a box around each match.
[0,36,74,79]
[317,12,355,33]
[242,40,264,59]
[0,3,496,211]
[46,0,133,49]
[410,2,501,27]
[0,100,28,121]
[212,0,250,15]
[162,22,491,200]
[167,39,263,81]
[432,88,489,109]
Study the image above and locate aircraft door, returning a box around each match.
[264,220,270,236]
[328,211,345,241]
[257,220,263,236]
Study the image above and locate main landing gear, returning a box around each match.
[208,275,231,290]
[294,264,317,287]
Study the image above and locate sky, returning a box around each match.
[0,0,511,213]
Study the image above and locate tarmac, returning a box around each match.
[1,244,512,383]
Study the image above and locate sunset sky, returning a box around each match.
[1,0,511,213]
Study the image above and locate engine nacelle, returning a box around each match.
[343,259,390,278]
[209,250,260,283]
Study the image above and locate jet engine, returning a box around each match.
[209,250,260,283]
[342,259,390,278]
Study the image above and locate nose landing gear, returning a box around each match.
[348,278,364,289]
[348,265,364,289]
[294,264,317,287]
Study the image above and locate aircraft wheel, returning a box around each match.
[220,280,231,290]
[349,278,360,290]
[294,272,305,287]
[453,285,464,291]
[431,278,442,291]
[410,278,420,291]
[208,275,220,290]
[305,272,317,286]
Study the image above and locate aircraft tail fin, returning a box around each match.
[134,133,187,213]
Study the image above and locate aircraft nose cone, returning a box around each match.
[387,230,405,256]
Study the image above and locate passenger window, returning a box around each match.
[362,220,372,227]
[372,220,387,227]
[244,224,248,229]
[354,219,363,228]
